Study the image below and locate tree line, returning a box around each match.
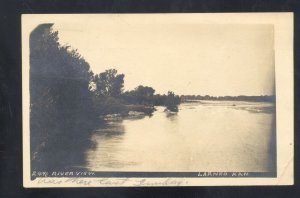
[30,24,273,170]
[29,24,180,169]
[181,95,275,103]
[92,69,180,116]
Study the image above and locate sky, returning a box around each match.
[52,15,275,96]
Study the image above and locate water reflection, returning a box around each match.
[94,121,125,137]
[85,101,276,172]
[87,121,130,168]
[165,111,178,121]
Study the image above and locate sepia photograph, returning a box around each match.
[22,13,293,187]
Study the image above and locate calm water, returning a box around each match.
[85,101,275,172]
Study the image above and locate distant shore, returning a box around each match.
[180,95,275,103]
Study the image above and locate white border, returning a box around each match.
[22,13,294,187]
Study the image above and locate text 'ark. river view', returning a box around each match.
[85,101,275,172]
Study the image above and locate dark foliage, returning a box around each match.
[30,24,273,172]
[122,86,181,112]
[29,24,181,170]
[164,91,180,112]
[122,85,155,105]
[93,69,124,97]
[30,24,96,170]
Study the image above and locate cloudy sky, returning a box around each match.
[51,15,275,96]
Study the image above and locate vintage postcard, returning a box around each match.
[22,13,293,187]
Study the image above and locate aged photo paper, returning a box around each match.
[22,13,293,187]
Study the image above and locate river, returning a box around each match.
[84,101,276,172]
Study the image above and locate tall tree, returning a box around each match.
[30,24,94,119]
[30,24,95,169]
[93,69,124,97]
